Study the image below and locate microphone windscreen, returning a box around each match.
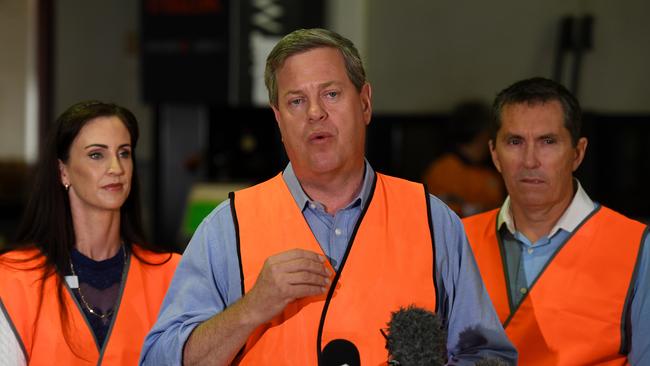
[321,338,360,366]
[385,305,447,366]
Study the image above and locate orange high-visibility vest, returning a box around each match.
[0,246,180,365]
[422,153,504,216]
[463,206,648,365]
[231,173,438,365]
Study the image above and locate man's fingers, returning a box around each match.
[287,283,329,299]
[283,271,331,287]
[278,257,332,277]
[268,248,326,265]
[264,249,331,278]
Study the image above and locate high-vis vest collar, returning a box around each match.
[231,173,437,365]
[464,206,648,365]
[0,246,180,365]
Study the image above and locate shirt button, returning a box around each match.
[334,228,342,236]
[309,203,316,209]
[527,248,534,254]
[520,287,528,294]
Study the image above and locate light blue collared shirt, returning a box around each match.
[498,181,596,299]
[497,181,650,363]
[140,161,516,365]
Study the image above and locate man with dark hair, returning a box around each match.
[140,28,516,365]
[463,77,650,365]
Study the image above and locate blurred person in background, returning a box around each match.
[0,101,180,365]
[463,77,650,365]
[422,101,505,217]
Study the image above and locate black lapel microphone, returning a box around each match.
[384,305,447,366]
[320,339,361,366]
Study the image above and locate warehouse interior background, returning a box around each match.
[1,0,648,249]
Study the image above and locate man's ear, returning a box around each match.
[360,83,372,125]
[270,104,281,126]
[572,137,588,172]
[270,104,284,142]
[489,139,502,173]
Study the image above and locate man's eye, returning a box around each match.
[326,91,338,98]
[507,138,521,145]
[543,138,556,144]
[289,98,303,106]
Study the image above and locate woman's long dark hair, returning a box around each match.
[0,100,171,357]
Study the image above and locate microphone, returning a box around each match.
[320,339,360,366]
[384,305,447,366]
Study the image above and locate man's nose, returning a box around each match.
[307,99,327,122]
[523,144,541,169]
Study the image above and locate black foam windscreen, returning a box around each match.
[385,305,447,366]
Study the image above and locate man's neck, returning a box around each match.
[510,196,572,243]
[296,163,365,215]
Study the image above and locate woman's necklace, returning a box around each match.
[69,246,127,319]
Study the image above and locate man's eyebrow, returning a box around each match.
[283,90,303,98]
[319,81,338,89]
[501,132,522,139]
[537,133,559,140]
[282,81,341,98]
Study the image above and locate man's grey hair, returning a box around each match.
[264,28,367,107]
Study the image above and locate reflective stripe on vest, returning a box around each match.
[463,206,647,365]
[232,172,437,365]
[0,246,180,365]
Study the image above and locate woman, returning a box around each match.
[0,101,180,365]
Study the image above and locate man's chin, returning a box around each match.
[516,194,553,208]
[304,155,341,172]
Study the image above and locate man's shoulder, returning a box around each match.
[593,205,647,229]
[462,209,500,225]
[372,173,460,222]
[376,172,423,189]
[236,174,284,194]
[204,198,234,221]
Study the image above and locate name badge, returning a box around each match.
[65,275,79,289]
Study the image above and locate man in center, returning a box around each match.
[140,28,516,365]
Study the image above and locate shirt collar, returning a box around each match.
[282,160,375,212]
[497,179,596,237]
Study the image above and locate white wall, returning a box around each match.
[360,0,650,113]
[579,0,650,112]
[3,0,650,164]
[54,0,153,159]
[0,0,36,161]
[327,0,369,63]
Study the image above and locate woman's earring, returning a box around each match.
[64,183,70,191]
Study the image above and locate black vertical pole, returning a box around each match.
[554,16,573,84]
[570,15,594,96]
